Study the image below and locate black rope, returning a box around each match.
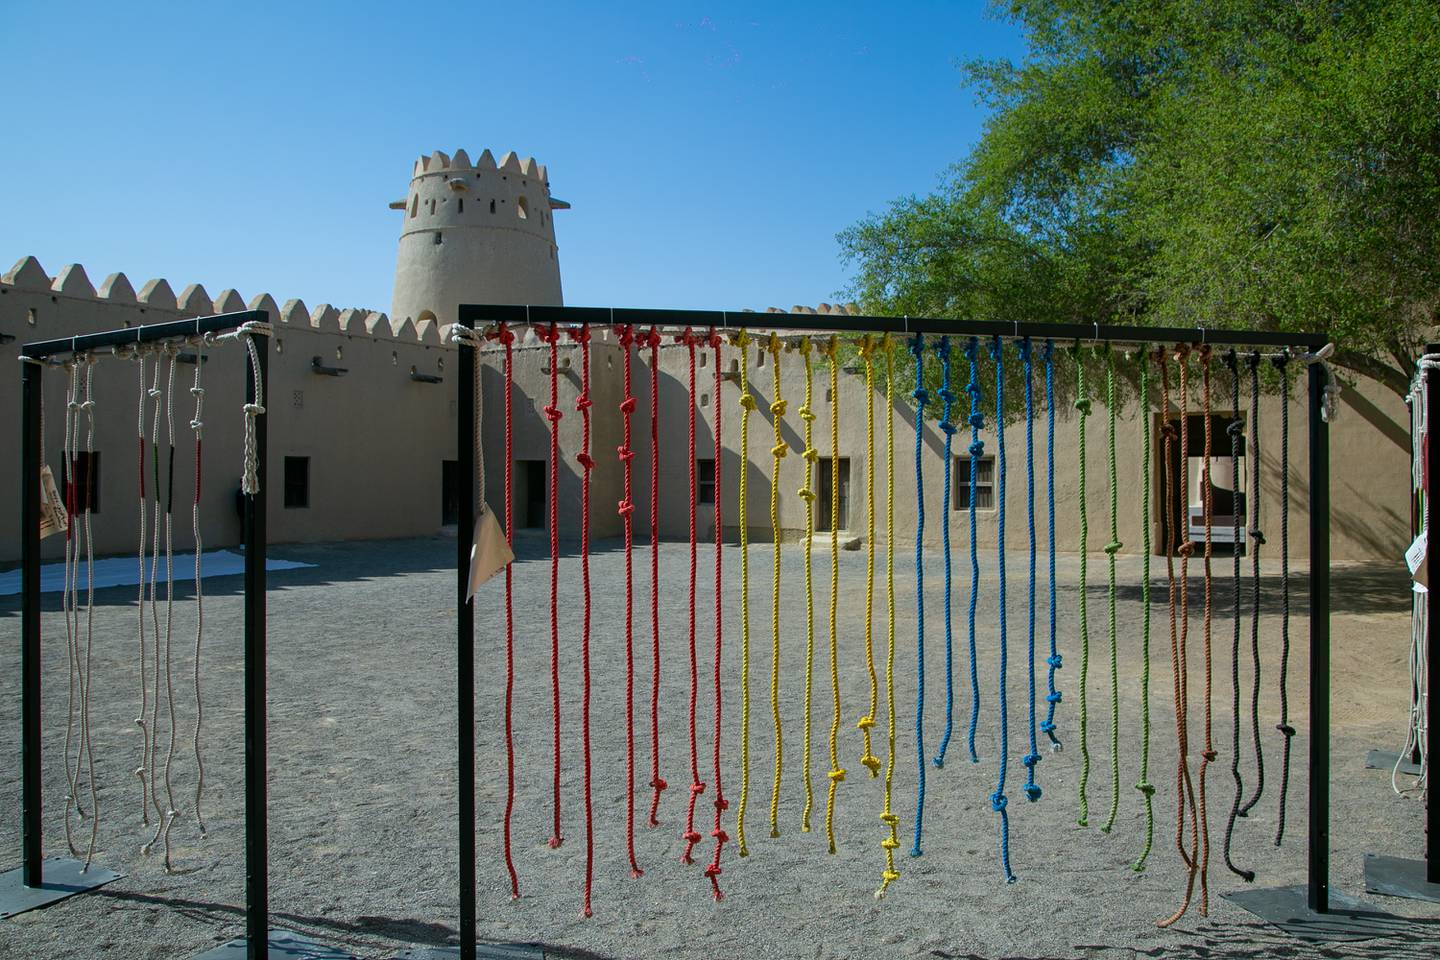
[1273,354,1295,845]
[1238,353,1267,818]
[1221,351,1254,880]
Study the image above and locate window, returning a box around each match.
[490,199,496,214]
[442,459,459,526]
[518,460,545,528]
[433,231,443,245]
[817,457,850,531]
[284,456,310,509]
[457,198,463,214]
[61,451,100,513]
[429,198,436,215]
[409,195,418,218]
[954,455,995,510]
[698,458,716,504]
[516,196,529,220]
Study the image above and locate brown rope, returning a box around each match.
[1196,344,1216,916]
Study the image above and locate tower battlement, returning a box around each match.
[408,148,548,184]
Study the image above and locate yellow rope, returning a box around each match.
[797,338,818,833]
[878,335,901,897]
[857,335,881,777]
[733,330,754,857]
[767,332,789,839]
[822,336,845,853]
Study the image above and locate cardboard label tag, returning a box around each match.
[466,503,514,598]
[38,465,69,540]
[1406,529,1427,588]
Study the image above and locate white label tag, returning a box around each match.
[1406,529,1427,587]
[38,465,69,540]
[466,503,514,598]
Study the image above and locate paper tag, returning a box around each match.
[1406,529,1427,587]
[466,503,514,598]
[38,465,69,539]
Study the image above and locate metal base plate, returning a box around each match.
[1223,884,1410,942]
[398,945,544,960]
[190,928,356,959]
[0,857,123,919]
[1365,749,1423,776]
[1365,854,1440,903]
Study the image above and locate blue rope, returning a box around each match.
[933,337,958,768]
[909,333,928,857]
[1020,340,1042,802]
[1039,341,1063,750]
[964,336,984,765]
[989,335,1015,883]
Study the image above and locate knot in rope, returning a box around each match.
[770,398,787,416]
[690,781,707,795]
[1173,342,1191,364]
[1024,783,1043,802]
[771,441,789,459]
[990,791,1008,812]
[1074,397,1092,415]
[242,402,265,416]
[913,387,930,405]
[968,438,985,457]
[828,767,846,782]
[968,411,985,430]
[940,421,958,436]
[801,445,819,462]
[543,404,563,423]
[619,396,637,414]
[617,445,635,462]
[798,403,816,422]
[567,324,591,345]
[576,452,595,471]
[1136,780,1157,797]
[1276,723,1296,737]
[1247,527,1267,545]
[1103,540,1123,554]
[798,486,816,501]
[616,323,635,347]
[1022,751,1041,769]
[707,328,722,350]
[1226,420,1244,438]
[856,714,875,730]
[1047,654,1063,669]
[738,392,757,411]
[650,775,668,791]
[488,322,516,346]
[618,498,635,516]
[537,322,560,344]
[1177,539,1195,558]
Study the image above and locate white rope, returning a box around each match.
[1396,355,1437,798]
[78,356,100,869]
[448,324,486,510]
[148,346,182,869]
[145,354,165,832]
[190,335,209,836]
[216,321,271,494]
[61,359,84,855]
[134,349,152,825]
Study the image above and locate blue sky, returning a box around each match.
[1,2,1025,315]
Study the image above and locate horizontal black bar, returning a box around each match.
[457,303,1328,349]
[21,310,267,359]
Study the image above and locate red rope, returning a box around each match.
[646,326,667,827]
[705,329,729,900]
[487,322,519,900]
[570,323,596,918]
[678,328,705,864]
[616,324,642,878]
[540,323,564,849]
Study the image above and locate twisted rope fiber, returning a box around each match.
[647,327,667,828]
[1021,339,1042,804]
[680,329,706,864]
[133,352,151,827]
[1074,345,1093,826]
[188,335,208,836]
[1238,354,1266,817]
[857,336,881,777]
[1196,345,1217,914]
[934,337,959,768]
[734,330,755,856]
[1158,343,1202,928]
[989,336,1016,884]
[1102,347,1123,834]
[491,323,520,899]
[965,336,984,765]
[1133,352,1156,871]
[617,324,642,877]
[61,361,84,854]
[151,348,182,869]
[823,336,846,853]
[541,323,565,848]
[1041,343,1063,750]
[1274,354,1295,846]
[705,330,729,899]
[79,357,100,868]
[877,335,902,896]
[910,333,930,854]
[766,332,789,839]
[1221,351,1254,880]
[571,324,596,918]
[798,337,819,834]
[146,353,164,831]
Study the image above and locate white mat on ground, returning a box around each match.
[0,550,314,596]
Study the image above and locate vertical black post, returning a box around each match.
[244,336,269,959]
[1307,362,1331,914]
[1426,363,1439,885]
[20,356,43,888]
[457,337,477,960]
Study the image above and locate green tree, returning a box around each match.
[840,0,1440,397]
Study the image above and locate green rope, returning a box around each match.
[1101,347,1122,834]
[1074,347,1092,826]
[1133,351,1157,870]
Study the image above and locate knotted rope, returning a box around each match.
[822,336,846,853]
[910,333,930,854]
[617,324,642,877]
[132,351,152,828]
[876,335,902,896]
[679,328,706,864]
[570,323,597,918]
[1021,339,1042,804]
[646,326,667,829]
[857,335,881,777]
[1133,351,1156,871]
[705,329,729,900]
[1238,354,1267,819]
[213,320,272,495]
[61,359,85,855]
[77,356,100,869]
[798,337,819,834]
[1074,344,1093,826]
[990,336,1016,884]
[766,331,788,839]
[189,335,209,837]
[540,322,565,849]
[1221,350,1254,881]
[734,330,755,856]
[488,322,520,900]
[1101,346,1122,834]
[1041,341,1063,751]
[965,336,984,766]
[1196,345,1217,914]
[934,336,959,768]
[1274,353,1296,847]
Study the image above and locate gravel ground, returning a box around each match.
[1,535,1436,959]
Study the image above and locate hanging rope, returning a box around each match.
[489,322,520,899]
[798,337,819,834]
[989,335,1016,884]
[1238,354,1266,818]
[146,347,182,870]
[1021,339,1042,804]
[1196,344,1217,914]
[910,333,930,855]
[767,331,789,839]
[877,335,902,897]
[78,356,100,869]
[61,359,83,855]
[1221,350,1254,880]
[1274,353,1296,846]
[734,330,755,857]
[133,351,152,828]
[145,351,164,832]
[858,334,881,778]
[188,335,208,837]
[965,335,984,766]
[679,328,705,865]
[1101,346,1122,834]
[646,326,667,829]
[822,336,846,853]
[705,329,729,900]
[934,337,958,768]
[1041,341,1062,751]
[570,323,596,918]
[617,324,642,878]
[1074,344,1093,826]
[540,322,565,849]
[1133,351,1157,872]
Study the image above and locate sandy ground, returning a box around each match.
[1,535,1435,960]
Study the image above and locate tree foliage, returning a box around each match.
[839,0,1440,396]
